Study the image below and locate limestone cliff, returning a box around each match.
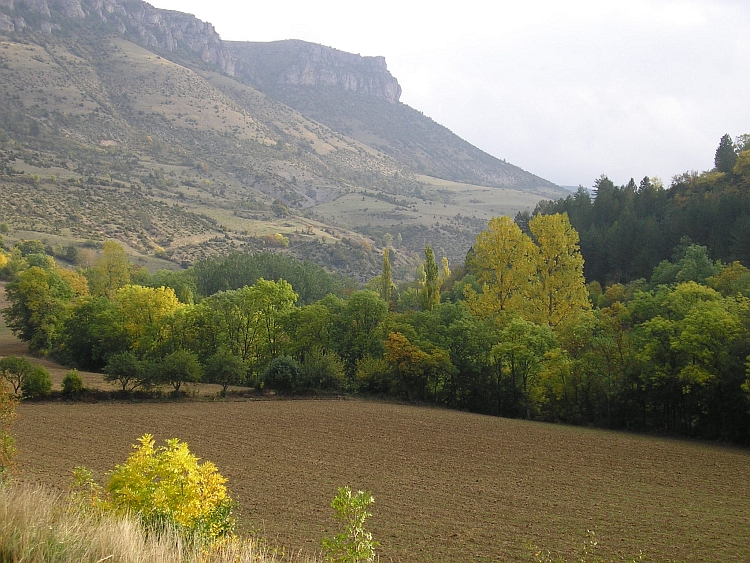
[0,0,235,75]
[229,40,402,104]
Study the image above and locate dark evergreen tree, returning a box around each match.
[715,133,737,173]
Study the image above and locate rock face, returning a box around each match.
[0,0,235,75]
[229,40,402,104]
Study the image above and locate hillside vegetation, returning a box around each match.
[0,10,561,280]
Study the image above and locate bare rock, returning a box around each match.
[0,13,13,31]
[230,40,402,103]
[58,0,84,18]
[19,0,49,16]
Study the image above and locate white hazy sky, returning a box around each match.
[148,0,750,188]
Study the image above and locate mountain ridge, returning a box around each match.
[0,1,565,281]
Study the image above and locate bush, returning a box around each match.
[301,347,346,391]
[21,366,51,399]
[321,486,378,563]
[76,434,235,543]
[62,369,84,396]
[262,355,302,394]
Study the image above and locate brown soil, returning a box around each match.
[13,400,750,563]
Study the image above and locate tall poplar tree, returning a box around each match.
[380,248,394,304]
[528,213,590,328]
[465,216,536,320]
[421,246,441,311]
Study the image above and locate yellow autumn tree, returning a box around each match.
[465,216,537,320]
[86,241,131,297]
[113,285,182,350]
[468,213,590,329]
[527,212,590,328]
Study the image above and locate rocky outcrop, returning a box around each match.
[0,0,235,75]
[229,40,402,103]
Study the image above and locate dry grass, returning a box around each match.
[12,400,750,563]
[0,483,311,563]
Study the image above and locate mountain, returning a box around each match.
[0,0,565,281]
[228,39,556,192]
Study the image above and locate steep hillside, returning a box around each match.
[0,1,561,280]
[229,39,558,192]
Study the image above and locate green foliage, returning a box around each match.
[194,252,344,304]
[299,347,346,391]
[203,348,246,396]
[321,486,378,563]
[152,349,202,394]
[262,355,302,394]
[85,241,132,298]
[379,248,394,304]
[2,265,76,354]
[62,369,84,396]
[21,365,51,399]
[0,380,17,482]
[715,133,738,173]
[104,351,145,392]
[420,246,440,311]
[93,434,235,542]
[650,240,719,286]
[0,355,34,395]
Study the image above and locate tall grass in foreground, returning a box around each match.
[0,483,315,563]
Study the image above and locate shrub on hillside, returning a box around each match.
[301,347,346,391]
[21,366,51,399]
[74,434,235,543]
[262,355,302,394]
[62,369,84,396]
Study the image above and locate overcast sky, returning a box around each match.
[148,0,750,188]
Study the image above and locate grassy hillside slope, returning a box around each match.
[0,30,557,279]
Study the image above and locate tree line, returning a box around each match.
[529,134,750,285]
[2,138,750,443]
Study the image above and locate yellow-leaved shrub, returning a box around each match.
[76,434,235,543]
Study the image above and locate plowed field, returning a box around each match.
[13,400,750,562]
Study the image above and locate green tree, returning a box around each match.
[420,246,441,311]
[380,248,395,304]
[203,348,246,396]
[493,318,557,419]
[715,133,738,173]
[21,365,51,399]
[104,351,146,392]
[62,369,84,396]
[0,356,34,395]
[262,355,302,394]
[85,241,131,297]
[153,349,202,394]
[2,266,76,354]
[113,284,183,352]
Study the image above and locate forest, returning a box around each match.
[2,136,750,445]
